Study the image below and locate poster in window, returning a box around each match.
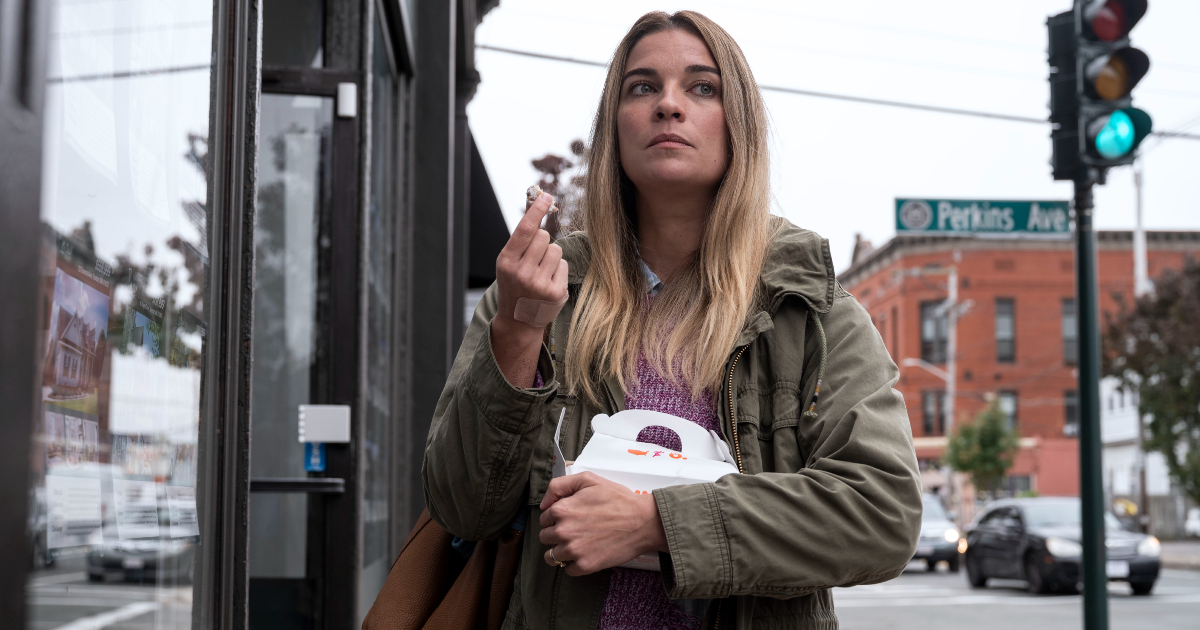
[41,237,112,417]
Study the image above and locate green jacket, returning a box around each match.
[423,219,922,630]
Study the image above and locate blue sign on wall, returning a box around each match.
[305,442,326,472]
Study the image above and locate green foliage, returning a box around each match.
[945,401,1021,496]
[1104,257,1200,506]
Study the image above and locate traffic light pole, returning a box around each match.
[1073,173,1109,630]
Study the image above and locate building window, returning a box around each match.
[1062,298,1077,365]
[920,301,947,364]
[998,391,1018,430]
[922,391,947,436]
[1006,475,1032,495]
[995,298,1015,363]
[1064,390,1079,436]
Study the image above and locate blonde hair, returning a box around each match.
[565,10,775,404]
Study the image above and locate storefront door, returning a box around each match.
[247,65,362,629]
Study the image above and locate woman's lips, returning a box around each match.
[647,133,691,148]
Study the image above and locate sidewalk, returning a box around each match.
[1161,540,1200,570]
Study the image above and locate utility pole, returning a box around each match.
[900,259,972,526]
[1132,161,1150,533]
[945,263,958,436]
[1074,174,1109,630]
[1132,163,1150,296]
[900,262,970,436]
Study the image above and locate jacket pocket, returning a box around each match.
[737,385,806,473]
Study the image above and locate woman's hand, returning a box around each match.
[538,472,669,576]
[491,192,569,387]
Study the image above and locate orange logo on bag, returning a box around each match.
[669,453,686,460]
[627,449,648,456]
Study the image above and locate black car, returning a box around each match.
[963,497,1161,595]
[913,494,962,572]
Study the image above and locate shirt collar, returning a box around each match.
[638,259,664,296]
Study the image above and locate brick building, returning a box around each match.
[838,230,1200,498]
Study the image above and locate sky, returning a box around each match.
[467,0,1200,273]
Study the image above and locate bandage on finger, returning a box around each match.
[514,292,568,327]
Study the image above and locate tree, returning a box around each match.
[1104,257,1200,505]
[945,401,1021,498]
[530,139,586,239]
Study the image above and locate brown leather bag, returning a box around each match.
[362,509,524,630]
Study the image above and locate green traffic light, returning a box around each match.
[1095,110,1134,158]
[1090,107,1153,160]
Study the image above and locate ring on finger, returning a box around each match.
[549,546,568,568]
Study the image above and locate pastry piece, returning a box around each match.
[526,184,559,213]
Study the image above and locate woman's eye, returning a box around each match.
[693,83,715,96]
[632,83,654,95]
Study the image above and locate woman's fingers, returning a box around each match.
[539,472,592,511]
[543,544,575,568]
[550,258,569,292]
[501,192,553,261]
[537,243,563,284]
[538,523,559,545]
[493,190,565,333]
[519,227,552,271]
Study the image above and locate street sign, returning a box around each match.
[895,198,1071,237]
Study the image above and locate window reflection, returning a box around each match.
[248,93,333,579]
[29,0,214,628]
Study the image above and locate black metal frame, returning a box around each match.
[250,479,346,494]
[192,0,263,627]
[0,0,49,623]
[258,65,363,630]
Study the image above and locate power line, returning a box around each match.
[47,63,210,84]
[478,44,609,68]
[475,44,1200,141]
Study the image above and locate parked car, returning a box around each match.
[87,519,195,584]
[963,497,1160,595]
[1186,508,1200,538]
[913,494,961,572]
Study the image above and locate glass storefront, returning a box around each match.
[6,0,502,625]
[28,0,214,627]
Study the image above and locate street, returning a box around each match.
[25,557,190,630]
[835,562,1200,630]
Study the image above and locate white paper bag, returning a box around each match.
[551,409,739,570]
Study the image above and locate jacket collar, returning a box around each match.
[557,216,837,317]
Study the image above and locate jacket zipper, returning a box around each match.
[726,345,748,474]
[714,344,749,630]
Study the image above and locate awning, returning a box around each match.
[468,132,510,288]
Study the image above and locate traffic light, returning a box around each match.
[1047,0,1152,181]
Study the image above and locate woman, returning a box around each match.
[424,10,921,630]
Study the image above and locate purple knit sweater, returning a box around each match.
[595,350,716,630]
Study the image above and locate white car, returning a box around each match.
[1186,508,1200,538]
